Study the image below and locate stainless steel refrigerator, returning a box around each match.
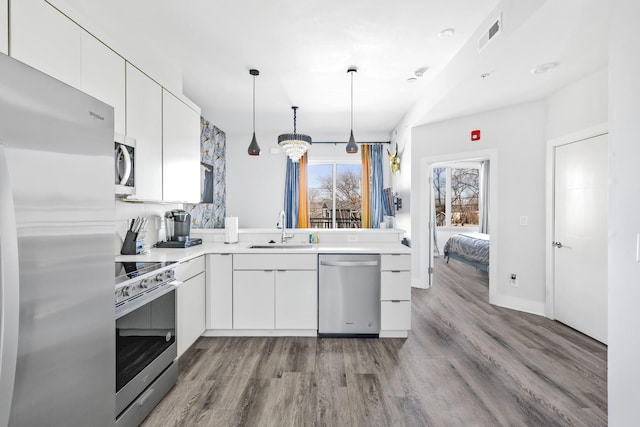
[0,53,114,426]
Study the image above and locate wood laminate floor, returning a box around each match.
[141,257,607,426]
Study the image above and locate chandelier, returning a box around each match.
[278,106,311,162]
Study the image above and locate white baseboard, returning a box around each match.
[490,294,545,316]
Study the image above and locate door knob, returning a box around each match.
[552,241,563,248]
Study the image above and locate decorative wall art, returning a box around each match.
[184,117,226,228]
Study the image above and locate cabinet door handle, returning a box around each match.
[391,270,401,273]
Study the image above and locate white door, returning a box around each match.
[554,134,608,343]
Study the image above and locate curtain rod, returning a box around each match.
[312,141,391,145]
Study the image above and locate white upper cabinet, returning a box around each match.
[1,0,8,54]
[10,0,82,88]
[81,33,125,134]
[162,89,200,202]
[126,63,163,200]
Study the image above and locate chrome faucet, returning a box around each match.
[278,210,294,243]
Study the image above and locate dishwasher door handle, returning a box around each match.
[320,260,379,267]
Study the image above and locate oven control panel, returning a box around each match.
[115,262,176,306]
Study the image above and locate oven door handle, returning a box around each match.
[115,281,181,319]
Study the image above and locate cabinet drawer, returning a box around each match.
[381,301,411,331]
[381,271,411,300]
[234,254,317,270]
[380,254,410,271]
[176,256,205,282]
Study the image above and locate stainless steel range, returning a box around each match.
[115,261,179,427]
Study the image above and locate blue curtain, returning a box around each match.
[283,157,299,228]
[370,144,385,228]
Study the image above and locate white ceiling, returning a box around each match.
[49,0,607,142]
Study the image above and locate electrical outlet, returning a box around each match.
[347,235,358,242]
[510,274,518,287]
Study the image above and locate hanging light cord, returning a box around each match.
[350,70,354,131]
[293,106,298,137]
[252,74,256,132]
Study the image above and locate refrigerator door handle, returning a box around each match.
[0,144,20,426]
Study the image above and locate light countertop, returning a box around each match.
[116,241,411,264]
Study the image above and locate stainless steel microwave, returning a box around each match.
[115,133,136,197]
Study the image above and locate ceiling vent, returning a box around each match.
[478,14,502,52]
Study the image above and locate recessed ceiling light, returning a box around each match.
[530,62,558,75]
[439,28,455,39]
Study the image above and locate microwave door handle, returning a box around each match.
[0,144,20,426]
[117,145,131,185]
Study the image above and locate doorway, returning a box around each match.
[418,149,497,299]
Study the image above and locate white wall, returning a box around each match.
[608,0,640,423]
[390,125,412,237]
[546,66,608,140]
[411,101,547,314]
[114,201,181,256]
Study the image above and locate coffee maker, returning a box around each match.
[154,209,202,248]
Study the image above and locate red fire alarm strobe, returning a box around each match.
[471,130,481,141]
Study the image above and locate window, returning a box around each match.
[308,162,362,228]
[433,165,479,228]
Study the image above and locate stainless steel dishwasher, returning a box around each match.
[318,254,381,337]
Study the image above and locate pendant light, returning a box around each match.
[247,69,261,156]
[346,66,359,154]
[278,106,312,162]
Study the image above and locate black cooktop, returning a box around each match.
[115,261,176,286]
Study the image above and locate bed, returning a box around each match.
[443,232,490,272]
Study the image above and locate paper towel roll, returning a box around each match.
[225,217,238,243]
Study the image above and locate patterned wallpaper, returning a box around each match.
[184,117,226,228]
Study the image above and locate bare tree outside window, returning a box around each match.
[433,166,479,227]
[308,163,362,228]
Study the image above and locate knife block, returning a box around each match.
[120,231,138,255]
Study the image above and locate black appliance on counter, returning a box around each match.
[154,209,202,248]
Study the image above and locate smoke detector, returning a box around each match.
[478,14,502,52]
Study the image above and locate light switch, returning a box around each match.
[519,216,528,226]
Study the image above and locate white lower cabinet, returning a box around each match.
[233,270,274,329]
[275,270,317,329]
[176,256,205,358]
[232,254,317,331]
[380,254,411,336]
[206,253,233,329]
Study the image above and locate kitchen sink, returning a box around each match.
[248,243,314,249]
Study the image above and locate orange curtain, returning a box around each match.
[361,145,371,228]
[297,153,309,228]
